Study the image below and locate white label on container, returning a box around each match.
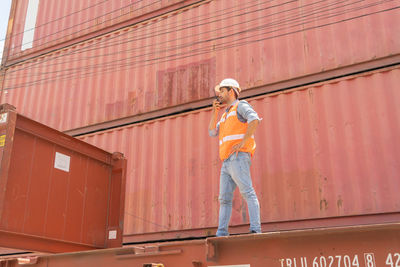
[54,152,70,172]
[108,230,117,240]
[209,265,250,267]
[22,0,40,50]
[0,113,7,124]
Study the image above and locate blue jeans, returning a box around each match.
[216,152,261,236]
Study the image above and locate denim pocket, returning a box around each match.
[238,153,251,171]
[238,152,250,161]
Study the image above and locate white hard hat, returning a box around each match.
[215,78,241,95]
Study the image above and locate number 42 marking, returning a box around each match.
[386,253,400,267]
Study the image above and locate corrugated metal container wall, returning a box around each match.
[6,0,198,60]
[1,224,400,267]
[0,104,127,252]
[79,66,400,242]
[2,0,400,132]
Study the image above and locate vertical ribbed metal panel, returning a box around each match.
[7,0,28,57]
[2,0,400,131]
[0,104,126,252]
[81,113,221,236]
[79,67,400,240]
[6,0,192,59]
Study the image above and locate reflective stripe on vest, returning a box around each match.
[219,110,236,124]
[218,101,256,160]
[219,134,254,145]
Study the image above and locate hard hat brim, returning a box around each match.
[214,85,241,95]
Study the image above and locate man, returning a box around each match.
[208,78,261,236]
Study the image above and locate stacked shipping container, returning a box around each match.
[4,0,205,63]
[79,66,400,242]
[0,104,127,252]
[1,224,400,266]
[1,0,399,132]
[1,0,400,246]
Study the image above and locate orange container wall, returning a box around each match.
[79,66,400,242]
[2,0,400,132]
[0,104,127,253]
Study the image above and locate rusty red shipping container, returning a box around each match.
[4,0,204,62]
[2,0,400,132]
[78,66,400,243]
[0,223,399,266]
[0,104,127,253]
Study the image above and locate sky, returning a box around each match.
[0,0,12,61]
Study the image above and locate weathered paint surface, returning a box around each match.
[79,67,400,241]
[0,104,126,253]
[2,0,400,131]
[0,223,399,267]
[6,0,199,59]
[206,224,400,267]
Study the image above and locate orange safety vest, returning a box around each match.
[218,101,256,161]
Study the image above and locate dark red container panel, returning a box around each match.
[0,223,399,267]
[5,0,203,61]
[79,66,400,243]
[2,0,400,132]
[0,104,127,253]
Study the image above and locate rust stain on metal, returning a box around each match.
[156,58,216,108]
[337,196,343,210]
[320,199,328,211]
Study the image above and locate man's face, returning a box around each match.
[216,87,230,104]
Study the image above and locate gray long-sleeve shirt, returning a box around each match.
[209,99,261,137]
